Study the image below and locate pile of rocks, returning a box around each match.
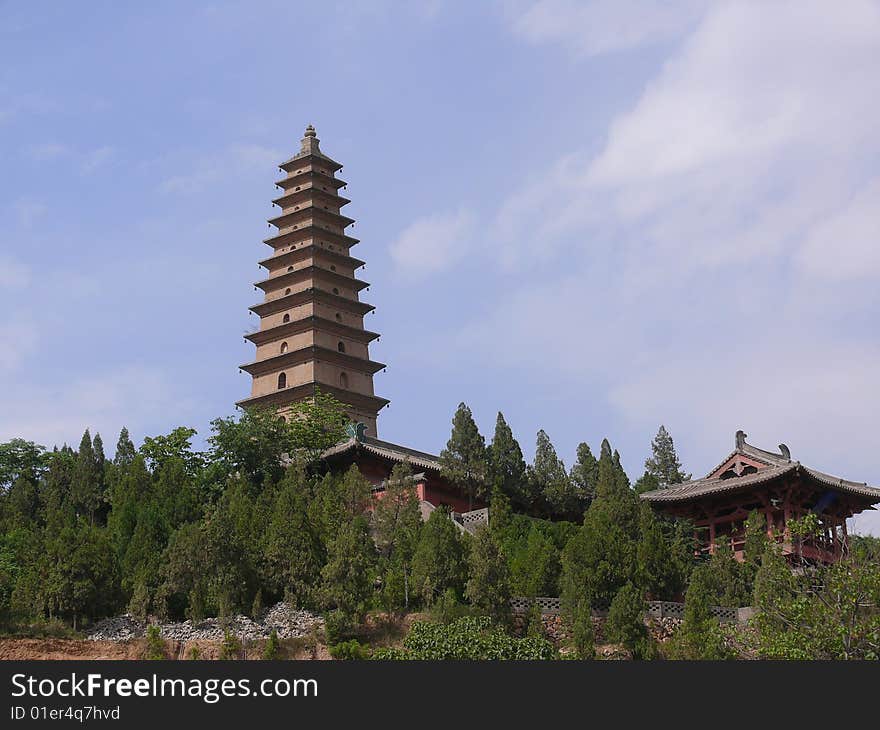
[86,603,324,643]
[647,616,682,643]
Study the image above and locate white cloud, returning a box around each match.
[389,209,475,278]
[796,177,880,281]
[422,0,880,532]
[507,0,708,56]
[160,143,281,194]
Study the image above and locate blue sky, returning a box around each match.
[2,1,879,533]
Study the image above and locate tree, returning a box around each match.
[752,516,880,659]
[636,503,691,600]
[465,526,511,623]
[605,583,652,659]
[439,403,488,511]
[510,526,560,598]
[528,430,575,518]
[262,470,323,607]
[374,463,422,612]
[140,427,204,477]
[263,629,281,660]
[643,425,690,487]
[113,428,137,468]
[487,413,528,508]
[569,442,598,508]
[667,563,731,660]
[411,506,466,606]
[72,429,105,524]
[569,599,594,660]
[321,516,376,621]
[0,439,47,492]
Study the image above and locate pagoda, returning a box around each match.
[237,125,389,436]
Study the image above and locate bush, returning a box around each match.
[324,609,355,644]
[329,639,370,660]
[605,583,653,660]
[375,616,556,660]
[186,646,201,660]
[569,599,594,660]
[430,588,471,624]
[219,629,241,660]
[143,625,166,660]
[262,629,281,660]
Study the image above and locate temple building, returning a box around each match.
[237,125,389,437]
[641,431,880,563]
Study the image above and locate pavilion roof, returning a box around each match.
[322,435,443,474]
[640,432,880,505]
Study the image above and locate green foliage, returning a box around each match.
[569,442,598,508]
[705,541,751,607]
[219,628,242,660]
[440,402,488,510]
[465,526,511,623]
[752,538,880,660]
[667,564,732,660]
[324,609,355,645]
[529,430,578,518]
[524,602,544,640]
[643,425,690,487]
[509,525,561,598]
[605,583,652,659]
[329,639,371,660]
[320,516,376,620]
[411,506,465,606]
[377,616,556,660]
[636,504,691,600]
[143,625,167,660]
[140,427,203,477]
[569,599,594,660]
[0,439,47,492]
[262,629,281,660]
[487,413,529,508]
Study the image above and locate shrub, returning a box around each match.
[329,639,371,660]
[219,629,241,660]
[605,583,653,660]
[375,616,556,660]
[186,646,201,660]
[324,609,355,645]
[143,625,166,660]
[569,599,594,660]
[262,629,281,660]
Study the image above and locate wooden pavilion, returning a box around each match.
[641,431,880,563]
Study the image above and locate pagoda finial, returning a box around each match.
[299,124,321,155]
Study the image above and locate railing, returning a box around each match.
[510,597,754,624]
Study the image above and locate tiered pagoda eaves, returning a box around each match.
[237,126,389,436]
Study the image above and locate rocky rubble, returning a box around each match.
[86,603,324,643]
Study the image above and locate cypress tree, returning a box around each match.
[439,403,488,511]
[465,526,511,623]
[411,506,466,605]
[114,427,136,468]
[487,412,528,508]
[569,442,598,506]
[529,430,573,517]
[72,429,103,524]
[644,425,690,487]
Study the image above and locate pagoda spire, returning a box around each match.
[237,125,389,437]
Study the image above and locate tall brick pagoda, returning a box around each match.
[238,125,389,436]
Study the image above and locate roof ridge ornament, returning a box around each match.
[345,421,367,442]
[735,429,747,450]
[778,443,791,461]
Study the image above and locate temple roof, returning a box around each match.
[641,431,880,505]
[322,434,443,474]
